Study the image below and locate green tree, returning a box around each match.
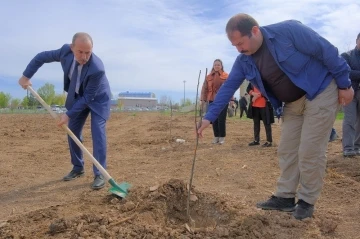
[37,83,55,105]
[22,94,38,108]
[10,98,21,109]
[52,93,66,106]
[0,92,11,108]
[172,103,180,110]
[22,95,29,108]
[181,98,193,107]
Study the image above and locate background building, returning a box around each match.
[118,91,157,109]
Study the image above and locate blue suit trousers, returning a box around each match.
[67,108,107,176]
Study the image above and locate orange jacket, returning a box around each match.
[201,70,229,102]
[249,86,266,108]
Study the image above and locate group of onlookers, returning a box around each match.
[200,59,274,147]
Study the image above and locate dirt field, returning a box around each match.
[1,112,360,239]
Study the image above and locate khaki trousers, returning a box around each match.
[275,80,339,204]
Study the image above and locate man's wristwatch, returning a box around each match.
[338,85,352,90]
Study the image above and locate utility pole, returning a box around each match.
[183,80,186,107]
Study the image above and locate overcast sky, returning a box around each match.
[1,0,359,103]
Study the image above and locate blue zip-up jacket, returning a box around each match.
[204,20,351,122]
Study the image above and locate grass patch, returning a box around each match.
[336,112,344,120]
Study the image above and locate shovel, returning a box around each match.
[27,86,130,198]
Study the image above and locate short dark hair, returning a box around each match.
[72,32,93,46]
[357,33,360,40]
[226,13,259,37]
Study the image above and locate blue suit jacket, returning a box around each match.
[23,44,111,120]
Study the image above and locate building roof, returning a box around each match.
[118,97,157,100]
[118,91,156,98]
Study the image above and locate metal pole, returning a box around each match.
[183,80,186,106]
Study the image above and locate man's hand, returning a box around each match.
[197,119,211,138]
[57,114,69,127]
[338,87,354,106]
[18,75,32,89]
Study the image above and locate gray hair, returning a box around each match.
[72,32,93,46]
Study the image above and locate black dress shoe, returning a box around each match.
[262,142,272,147]
[292,199,314,220]
[248,141,260,146]
[343,150,356,157]
[256,195,295,212]
[92,175,105,190]
[63,170,84,181]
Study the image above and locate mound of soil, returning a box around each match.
[0,179,312,239]
[1,113,358,239]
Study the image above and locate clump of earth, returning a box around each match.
[0,179,316,239]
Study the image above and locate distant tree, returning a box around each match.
[181,98,193,107]
[159,95,172,106]
[37,83,55,105]
[0,92,11,108]
[22,94,38,109]
[159,95,167,105]
[22,95,29,108]
[52,93,66,106]
[172,103,180,110]
[10,98,21,109]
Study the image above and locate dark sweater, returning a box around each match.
[341,47,360,91]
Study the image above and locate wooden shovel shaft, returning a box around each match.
[27,86,112,181]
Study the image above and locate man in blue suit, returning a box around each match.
[18,32,111,190]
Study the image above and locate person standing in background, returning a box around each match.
[233,97,239,116]
[247,83,273,147]
[239,93,249,118]
[200,59,229,144]
[341,33,360,157]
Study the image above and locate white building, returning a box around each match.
[118,91,157,108]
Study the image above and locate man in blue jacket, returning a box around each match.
[198,14,353,220]
[18,32,111,190]
[341,33,360,157]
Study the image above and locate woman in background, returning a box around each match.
[200,59,229,144]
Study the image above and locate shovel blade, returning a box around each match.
[108,179,131,198]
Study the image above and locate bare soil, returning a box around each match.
[1,112,360,239]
